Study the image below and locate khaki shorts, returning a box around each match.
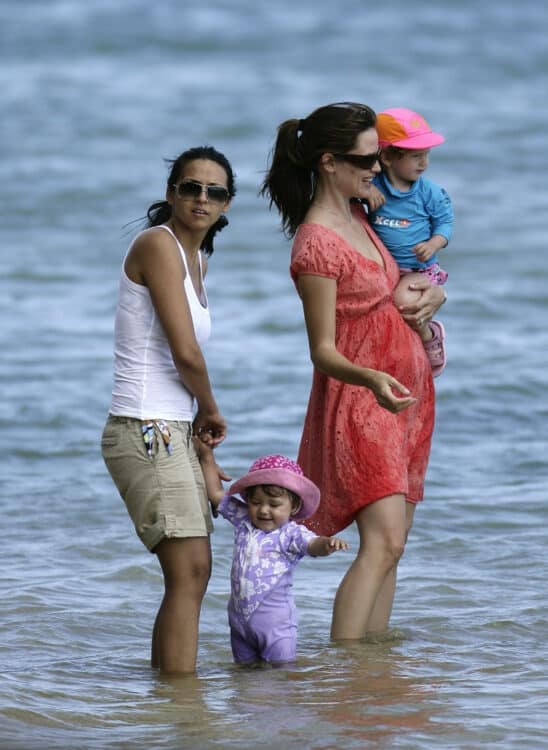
[101,415,213,552]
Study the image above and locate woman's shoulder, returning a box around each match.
[125,225,183,281]
[292,219,353,256]
[294,220,333,241]
[127,225,181,265]
[291,208,369,278]
[290,223,345,279]
[131,225,175,250]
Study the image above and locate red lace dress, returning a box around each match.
[290,206,435,536]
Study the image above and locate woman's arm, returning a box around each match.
[128,230,226,444]
[297,273,416,414]
[398,279,446,330]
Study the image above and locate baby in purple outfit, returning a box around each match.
[198,449,349,666]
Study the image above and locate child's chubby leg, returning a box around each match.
[256,590,297,665]
[228,600,297,666]
[251,593,298,665]
[228,609,261,665]
[262,634,297,665]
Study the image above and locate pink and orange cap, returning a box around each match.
[376,107,444,150]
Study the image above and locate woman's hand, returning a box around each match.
[398,279,446,331]
[193,410,227,447]
[368,371,417,413]
[297,274,417,414]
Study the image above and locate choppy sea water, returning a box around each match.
[1,1,547,748]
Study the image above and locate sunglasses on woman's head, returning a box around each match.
[173,180,230,203]
[333,148,381,170]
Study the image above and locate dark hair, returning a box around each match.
[260,102,376,237]
[145,145,236,256]
[381,145,408,162]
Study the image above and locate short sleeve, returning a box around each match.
[290,225,344,285]
[279,522,318,560]
[218,494,248,528]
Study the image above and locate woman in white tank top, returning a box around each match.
[101,146,236,674]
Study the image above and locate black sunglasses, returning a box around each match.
[173,179,230,204]
[333,148,381,170]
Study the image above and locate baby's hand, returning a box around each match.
[364,184,385,211]
[309,535,349,557]
[326,536,349,554]
[413,241,436,263]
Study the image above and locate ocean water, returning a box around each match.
[1,1,547,748]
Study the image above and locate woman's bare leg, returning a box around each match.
[330,494,408,640]
[151,536,212,674]
[365,501,416,632]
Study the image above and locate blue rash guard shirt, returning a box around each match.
[370,172,453,270]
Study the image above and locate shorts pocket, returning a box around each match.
[101,422,120,451]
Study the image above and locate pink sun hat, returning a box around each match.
[228,454,320,521]
[376,107,445,150]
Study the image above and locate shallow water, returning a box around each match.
[2,1,548,748]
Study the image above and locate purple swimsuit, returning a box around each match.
[219,494,317,664]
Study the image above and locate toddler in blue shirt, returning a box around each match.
[367,108,453,377]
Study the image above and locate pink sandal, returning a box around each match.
[424,320,446,377]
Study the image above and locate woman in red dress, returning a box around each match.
[261,103,446,640]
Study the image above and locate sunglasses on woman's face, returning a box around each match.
[173,179,230,204]
[333,148,381,170]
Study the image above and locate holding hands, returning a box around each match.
[193,409,227,447]
[192,437,231,515]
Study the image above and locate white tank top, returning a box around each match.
[108,225,211,420]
